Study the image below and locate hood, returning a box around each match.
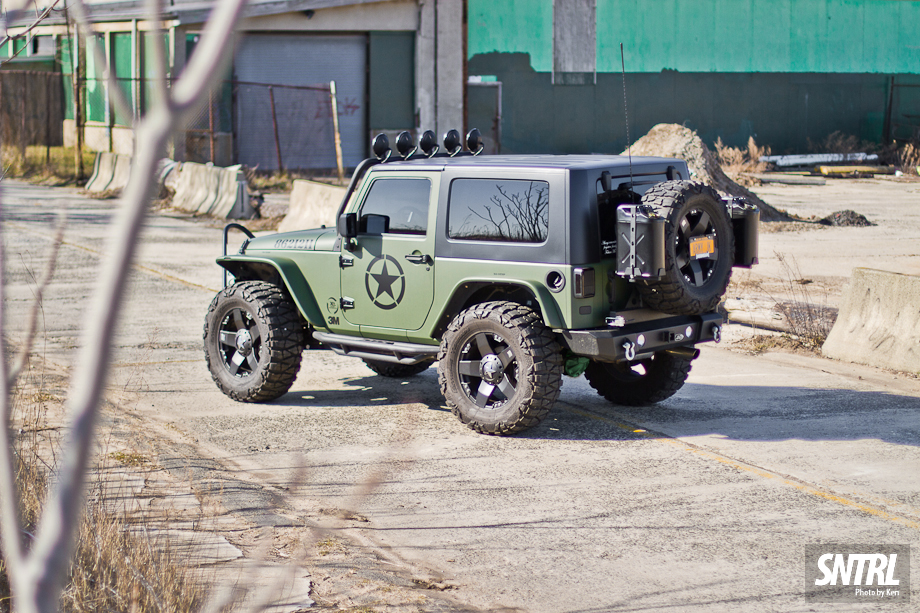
[243,227,338,253]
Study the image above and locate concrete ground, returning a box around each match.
[2,177,919,612]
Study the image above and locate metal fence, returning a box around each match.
[1,71,340,172]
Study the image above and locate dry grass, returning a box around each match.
[732,332,815,355]
[1,145,97,184]
[898,143,920,176]
[772,252,837,349]
[1,364,206,613]
[714,136,771,186]
[244,168,347,194]
[807,130,876,154]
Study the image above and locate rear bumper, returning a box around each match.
[560,312,723,362]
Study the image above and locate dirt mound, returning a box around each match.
[818,210,875,227]
[625,124,790,221]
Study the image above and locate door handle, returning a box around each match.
[404,254,432,265]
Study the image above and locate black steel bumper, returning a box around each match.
[560,312,723,362]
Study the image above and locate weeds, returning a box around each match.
[1,145,97,184]
[772,252,837,350]
[714,136,771,186]
[243,167,347,194]
[807,130,876,154]
[898,143,920,175]
[1,361,206,613]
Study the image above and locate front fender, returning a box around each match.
[217,255,327,330]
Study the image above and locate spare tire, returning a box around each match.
[636,181,734,315]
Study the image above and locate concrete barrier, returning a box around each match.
[822,268,920,374]
[278,179,347,233]
[85,152,133,193]
[110,153,133,192]
[171,162,247,218]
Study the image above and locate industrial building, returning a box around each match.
[2,0,917,168]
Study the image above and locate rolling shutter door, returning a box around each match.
[234,33,366,170]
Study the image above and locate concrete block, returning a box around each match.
[109,153,133,192]
[84,152,109,192]
[171,162,247,219]
[278,179,347,233]
[822,268,920,374]
[85,152,116,192]
[85,152,134,193]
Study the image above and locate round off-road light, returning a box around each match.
[636,334,646,347]
[685,326,693,338]
[419,130,438,157]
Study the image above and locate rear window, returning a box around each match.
[448,179,549,243]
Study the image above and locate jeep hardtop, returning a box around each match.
[204,129,758,434]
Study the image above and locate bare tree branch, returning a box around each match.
[169,0,246,114]
[65,0,134,127]
[0,0,63,68]
[0,0,249,609]
[143,0,168,110]
[0,199,27,592]
[7,217,66,388]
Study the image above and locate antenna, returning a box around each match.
[620,43,635,201]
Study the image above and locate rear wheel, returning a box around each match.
[636,181,734,315]
[204,281,304,402]
[584,351,694,406]
[362,359,431,377]
[438,301,562,435]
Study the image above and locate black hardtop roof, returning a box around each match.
[366,154,683,172]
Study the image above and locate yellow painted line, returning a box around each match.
[8,221,220,293]
[561,404,920,531]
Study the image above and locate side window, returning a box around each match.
[359,178,431,235]
[448,179,549,243]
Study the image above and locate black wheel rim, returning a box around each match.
[675,208,719,287]
[217,307,262,378]
[457,332,519,409]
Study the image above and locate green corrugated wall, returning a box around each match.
[470,0,920,74]
[467,0,920,153]
[469,0,553,72]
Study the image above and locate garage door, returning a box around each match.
[234,33,366,170]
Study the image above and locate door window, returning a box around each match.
[359,178,431,235]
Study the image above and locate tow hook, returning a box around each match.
[622,340,637,361]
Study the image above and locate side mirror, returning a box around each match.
[362,213,390,235]
[337,212,358,239]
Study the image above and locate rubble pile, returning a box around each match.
[818,210,875,227]
[625,124,790,221]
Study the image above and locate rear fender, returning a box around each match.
[428,281,565,338]
[218,256,327,329]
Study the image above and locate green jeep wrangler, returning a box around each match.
[204,129,759,435]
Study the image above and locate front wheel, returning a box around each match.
[438,301,563,435]
[584,351,694,406]
[204,281,304,402]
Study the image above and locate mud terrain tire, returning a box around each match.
[204,281,303,402]
[438,301,563,435]
[636,181,734,315]
[584,351,694,406]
